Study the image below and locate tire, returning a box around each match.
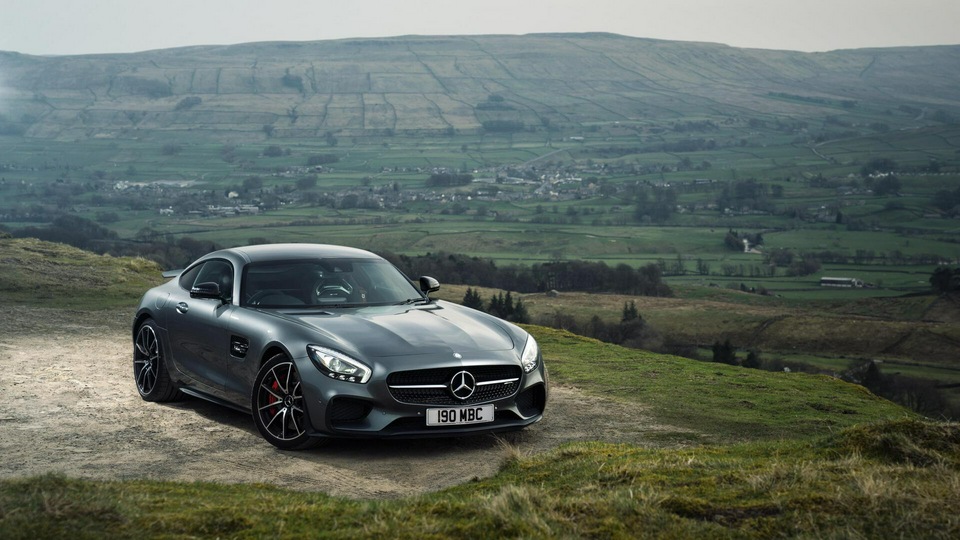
[252,353,322,450]
[133,320,183,402]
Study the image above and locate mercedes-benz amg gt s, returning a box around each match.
[132,244,547,449]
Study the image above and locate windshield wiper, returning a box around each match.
[395,297,428,306]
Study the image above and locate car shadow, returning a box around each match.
[159,395,259,434]
[313,431,508,457]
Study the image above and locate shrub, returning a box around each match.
[263,145,283,157]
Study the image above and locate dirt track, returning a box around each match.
[0,307,688,499]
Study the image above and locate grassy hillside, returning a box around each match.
[534,326,907,442]
[3,240,959,537]
[0,237,165,309]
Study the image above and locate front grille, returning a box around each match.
[387,365,522,405]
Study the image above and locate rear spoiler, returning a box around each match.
[162,269,183,279]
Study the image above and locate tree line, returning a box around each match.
[843,359,957,420]
[930,267,960,293]
[385,251,672,297]
[461,288,530,324]
[538,308,663,352]
[463,289,666,354]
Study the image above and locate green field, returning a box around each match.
[3,125,958,300]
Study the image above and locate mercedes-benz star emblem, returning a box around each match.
[449,370,476,400]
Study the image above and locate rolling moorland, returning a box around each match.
[0,35,959,533]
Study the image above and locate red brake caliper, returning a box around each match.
[268,380,280,417]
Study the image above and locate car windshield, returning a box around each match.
[240,258,424,308]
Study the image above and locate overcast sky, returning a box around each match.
[1,0,957,56]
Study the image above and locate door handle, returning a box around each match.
[176,302,189,314]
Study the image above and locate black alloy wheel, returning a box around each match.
[133,320,182,402]
[253,353,321,450]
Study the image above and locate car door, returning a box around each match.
[165,259,236,393]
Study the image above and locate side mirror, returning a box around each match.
[190,281,222,300]
[419,276,440,295]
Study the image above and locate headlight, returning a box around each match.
[520,335,539,373]
[307,345,371,384]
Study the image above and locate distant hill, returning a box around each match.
[1,33,958,140]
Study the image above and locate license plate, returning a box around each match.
[426,404,495,426]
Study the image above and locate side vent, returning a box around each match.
[230,336,250,358]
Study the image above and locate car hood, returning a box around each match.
[280,301,517,358]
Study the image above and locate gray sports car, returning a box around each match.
[132,243,547,449]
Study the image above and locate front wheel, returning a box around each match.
[133,320,183,402]
[252,354,321,450]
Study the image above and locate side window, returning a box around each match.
[178,265,203,291]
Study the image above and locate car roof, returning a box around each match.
[211,243,383,265]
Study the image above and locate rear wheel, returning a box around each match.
[252,353,321,450]
[133,320,183,402]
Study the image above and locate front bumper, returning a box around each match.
[297,352,547,439]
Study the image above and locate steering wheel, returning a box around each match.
[314,278,353,300]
